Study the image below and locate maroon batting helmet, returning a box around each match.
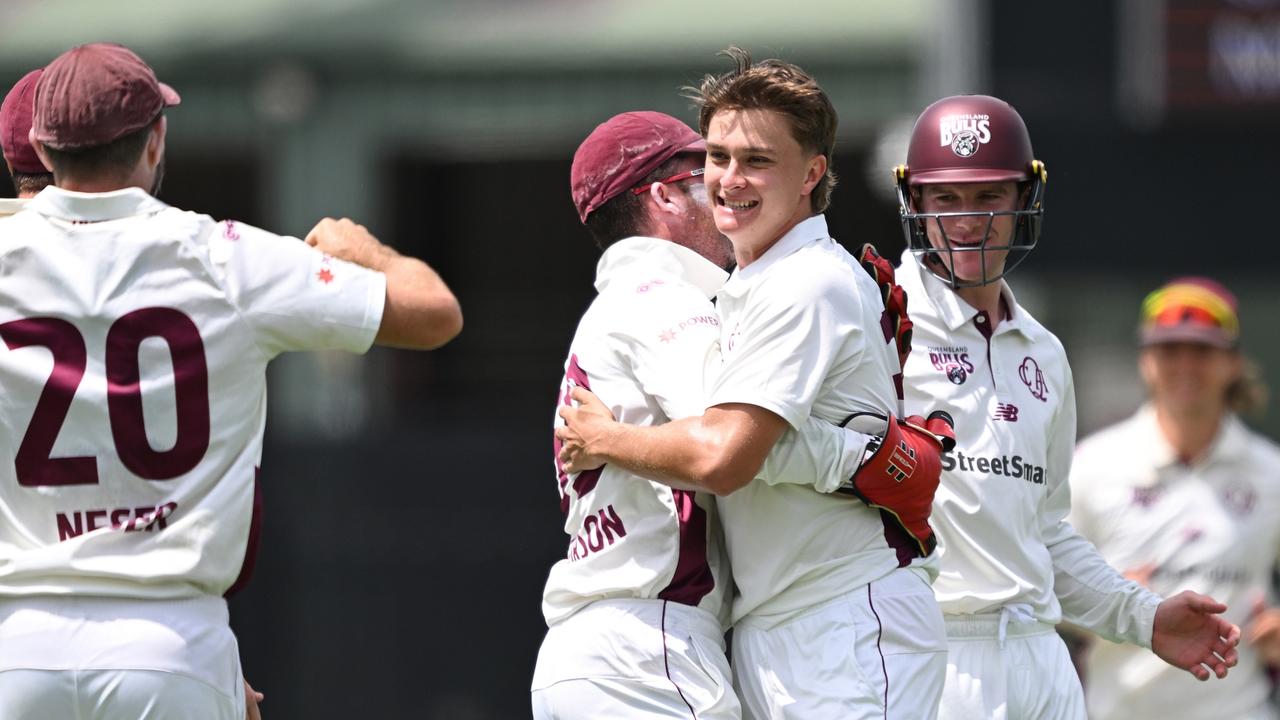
[894,95,1047,287]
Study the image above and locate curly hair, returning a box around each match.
[1228,356,1270,419]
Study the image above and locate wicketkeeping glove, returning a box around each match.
[858,243,913,370]
[837,411,956,559]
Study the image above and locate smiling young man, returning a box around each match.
[893,94,1241,719]
[557,50,952,719]
[535,110,906,720]
[1069,279,1280,720]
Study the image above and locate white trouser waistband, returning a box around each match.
[556,597,723,644]
[945,604,1051,648]
[0,594,238,693]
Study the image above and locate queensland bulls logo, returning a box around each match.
[940,114,991,158]
[951,131,979,157]
[1018,356,1049,402]
[930,348,974,386]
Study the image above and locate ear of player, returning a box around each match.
[858,243,913,368]
[838,412,956,558]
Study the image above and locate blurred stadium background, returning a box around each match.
[2,1,1278,717]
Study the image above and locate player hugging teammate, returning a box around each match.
[542,52,1244,720]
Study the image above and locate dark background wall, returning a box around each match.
[4,3,1277,718]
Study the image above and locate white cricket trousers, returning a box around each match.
[531,598,740,719]
[937,610,1085,720]
[0,595,245,720]
[731,567,948,720]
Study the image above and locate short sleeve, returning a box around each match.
[208,220,386,357]
[710,268,861,429]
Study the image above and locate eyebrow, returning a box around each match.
[706,142,775,155]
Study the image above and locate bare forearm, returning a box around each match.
[595,407,783,496]
[303,217,462,350]
[377,253,463,349]
[589,416,725,493]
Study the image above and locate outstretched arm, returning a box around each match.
[1053,369,1239,679]
[1151,591,1240,680]
[305,218,462,349]
[557,387,787,496]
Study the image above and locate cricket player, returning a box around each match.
[558,50,954,719]
[0,43,462,719]
[1,64,271,720]
[534,110,890,720]
[1069,278,1280,720]
[0,68,52,213]
[892,93,1240,719]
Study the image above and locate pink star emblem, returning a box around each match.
[317,268,334,284]
[659,330,676,343]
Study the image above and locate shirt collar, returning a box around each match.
[897,249,1030,338]
[24,186,170,223]
[1133,403,1249,483]
[1133,404,1179,480]
[732,214,830,283]
[0,197,27,217]
[595,236,729,299]
[1210,413,1250,460]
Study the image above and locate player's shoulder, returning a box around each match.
[1007,296,1061,347]
[598,267,706,301]
[186,217,313,267]
[1241,421,1280,468]
[592,272,717,340]
[768,238,865,303]
[0,210,22,236]
[196,217,292,247]
[0,204,45,237]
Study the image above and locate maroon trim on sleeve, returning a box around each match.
[554,354,605,513]
[224,466,263,598]
[657,490,715,607]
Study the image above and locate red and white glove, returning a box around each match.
[838,411,955,559]
[858,243,913,370]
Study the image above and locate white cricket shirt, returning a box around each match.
[543,236,870,629]
[0,197,26,217]
[1070,406,1280,720]
[0,187,385,599]
[711,215,909,625]
[897,252,1160,641]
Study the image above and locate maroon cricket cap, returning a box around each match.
[570,111,705,223]
[1,70,48,174]
[32,43,180,150]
